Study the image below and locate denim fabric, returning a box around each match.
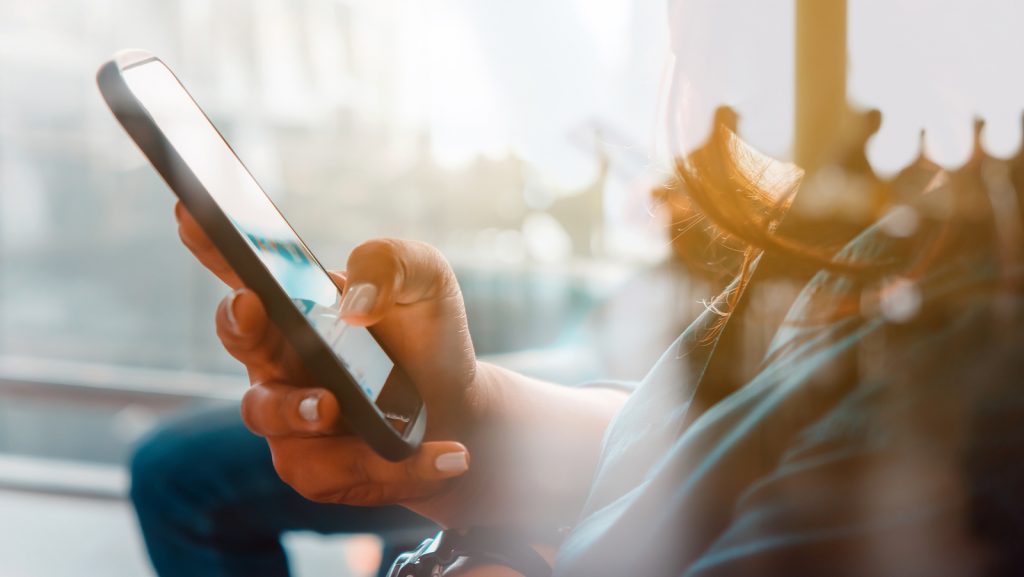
[129,404,436,577]
[556,207,1009,576]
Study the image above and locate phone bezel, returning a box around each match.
[97,50,425,461]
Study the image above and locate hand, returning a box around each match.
[175,203,485,524]
[174,202,626,530]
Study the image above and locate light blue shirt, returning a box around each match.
[556,207,1011,576]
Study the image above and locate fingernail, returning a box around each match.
[298,395,321,422]
[340,283,377,317]
[435,451,469,473]
[225,289,244,329]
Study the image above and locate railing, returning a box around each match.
[0,356,244,499]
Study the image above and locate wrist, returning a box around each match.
[452,362,625,530]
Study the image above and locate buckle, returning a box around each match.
[386,528,552,577]
[386,530,458,577]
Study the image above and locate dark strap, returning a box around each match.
[387,528,552,577]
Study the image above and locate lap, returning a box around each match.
[131,402,435,539]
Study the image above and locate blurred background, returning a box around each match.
[1,0,1022,575]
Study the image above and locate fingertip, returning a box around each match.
[223,288,242,329]
[421,442,470,479]
[176,219,195,248]
[290,388,333,429]
[339,282,381,325]
[328,271,348,292]
[292,388,341,432]
[239,384,268,436]
[232,289,267,333]
[338,314,376,328]
[297,393,321,423]
[243,384,342,438]
[176,207,206,250]
[435,451,469,475]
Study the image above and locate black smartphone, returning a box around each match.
[97,50,425,461]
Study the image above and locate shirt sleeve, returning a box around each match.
[681,441,983,577]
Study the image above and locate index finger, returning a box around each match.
[175,202,243,288]
[240,381,345,437]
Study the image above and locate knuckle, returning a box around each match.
[238,390,262,433]
[404,457,427,483]
[411,239,457,288]
[351,238,401,265]
[339,484,386,505]
[350,238,405,279]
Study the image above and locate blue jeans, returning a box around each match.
[129,404,436,577]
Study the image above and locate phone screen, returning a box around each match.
[122,60,394,402]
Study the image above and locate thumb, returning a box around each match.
[406,441,472,482]
[355,440,472,502]
[334,238,476,409]
[337,238,459,327]
[266,437,471,505]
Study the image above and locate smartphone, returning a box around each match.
[97,50,425,461]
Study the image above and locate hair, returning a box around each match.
[666,121,879,334]
[668,115,1024,332]
[672,111,1024,573]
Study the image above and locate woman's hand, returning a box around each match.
[174,202,626,530]
[176,202,487,523]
